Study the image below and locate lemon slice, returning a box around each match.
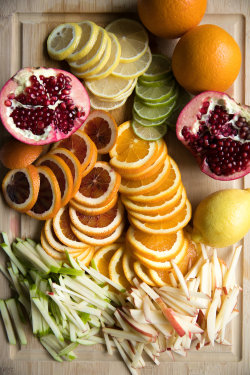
[89,91,126,110]
[141,54,172,81]
[84,33,121,81]
[105,18,148,63]
[112,46,152,79]
[47,23,82,60]
[67,21,99,62]
[85,75,135,99]
[68,27,109,72]
[99,78,137,102]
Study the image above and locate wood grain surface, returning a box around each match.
[0,1,249,374]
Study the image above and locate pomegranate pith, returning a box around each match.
[176,91,250,181]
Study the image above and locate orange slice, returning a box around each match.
[49,148,82,197]
[71,220,125,246]
[70,194,118,216]
[81,145,98,178]
[122,252,137,285]
[129,200,192,234]
[92,243,121,278]
[129,157,182,203]
[76,247,95,266]
[69,200,124,238]
[74,161,121,208]
[41,229,68,260]
[109,121,159,174]
[108,247,130,289]
[129,188,187,222]
[0,139,43,169]
[27,166,61,220]
[2,165,40,213]
[36,154,73,207]
[119,155,170,196]
[81,110,118,154]
[126,226,184,261]
[133,261,156,286]
[53,205,90,249]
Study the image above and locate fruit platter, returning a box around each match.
[0,0,249,374]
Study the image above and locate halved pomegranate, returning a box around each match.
[176,91,250,180]
[0,67,90,145]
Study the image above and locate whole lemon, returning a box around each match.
[192,189,250,248]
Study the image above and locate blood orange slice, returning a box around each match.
[81,110,118,154]
[2,165,40,213]
[27,166,61,220]
[74,161,121,208]
[81,144,98,178]
[92,243,121,278]
[70,194,118,215]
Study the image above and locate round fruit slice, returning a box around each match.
[133,261,156,286]
[74,161,121,208]
[108,247,130,289]
[67,21,99,62]
[49,147,82,197]
[53,205,90,248]
[122,252,136,285]
[69,200,124,238]
[133,96,176,121]
[138,75,173,88]
[99,78,137,102]
[126,226,184,261]
[85,76,135,100]
[105,18,148,63]
[111,47,152,79]
[2,165,40,213]
[70,194,118,216]
[141,54,172,81]
[132,121,167,141]
[136,79,176,103]
[132,110,167,127]
[76,247,95,266]
[129,200,192,234]
[92,243,121,278]
[47,23,82,60]
[0,140,43,169]
[27,166,61,220]
[81,110,118,154]
[36,154,73,207]
[89,93,126,111]
[41,229,67,260]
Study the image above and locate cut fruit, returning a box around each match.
[105,18,149,63]
[2,165,40,213]
[140,54,171,81]
[27,166,61,220]
[138,75,172,87]
[70,194,118,216]
[89,93,126,111]
[49,147,82,197]
[96,78,137,102]
[112,47,152,79]
[81,110,118,154]
[47,23,82,60]
[136,79,176,103]
[126,226,184,261]
[75,247,95,265]
[36,154,73,206]
[0,140,43,169]
[133,96,176,121]
[81,145,98,178]
[67,20,99,62]
[133,261,156,286]
[69,200,124,238]
[129,200,192,234]
[74,161,121,208]
[85,76,136,100]
[122,252,137,285]
[92,243,121,278]
[108,247,130,289]
[133,110,168,127]
[40,229,67,260]
[53,205,89,248]
[132,121,167,141]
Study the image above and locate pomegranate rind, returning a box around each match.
[176,90,250,181]
[0,67,90,145]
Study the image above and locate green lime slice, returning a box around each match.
[133,96,176,121]
[136,80,176,103]
[138,74,172,87]
[141,54,171,81]
[132,120,167,141]
[133,110,167,126]
[138,86,178,108]
[166,87,192,130]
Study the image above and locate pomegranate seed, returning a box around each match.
[4,100,12,107]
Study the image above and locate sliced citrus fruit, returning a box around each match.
[112,47,152,79]
[98,78,137,102]
[132,121,167,141]
[119,155,170,196]
[53,205,90,248]
[132,110,167,127]
[133,96,176,121]
[105,18,148,63]
[67,20,99,62]
[0,140,43,169]
[85,76,136,100]
[126,225,184,261]
[41,229,67,260]
[133,261,156,286]
[71,220,125,246]
[89,92,126,111]
[36,154,73,207]
[68,27,109,72]
[49,147,82,197]
[129,157,182,203]
[136,79,176,103]
[81,144,98,178]
[140,54,172,81]
[108,247,130,289]
[76,247,95,265]
[70,194,118,216]
[122,252,137,285]
[81,110,118,154]
[129,200,192,234]
[27,166,61,220]
[69,200,124,238]
[138,75,173,87]
[47,23,82,61]
[2,165,40,213]
[92,243,121,278]
[74,161,121,208]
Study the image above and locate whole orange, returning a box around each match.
[172,24,242,94]
[0,139,43,169]
[137,0,207,39]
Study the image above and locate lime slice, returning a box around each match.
[138,75,172,87]
[166,87,192,130]
[133,97,176,121]
[136,80,176,103]
[141,54,171,81]
[132,120,167,141]
[132,110,167,126]
[139,87,178,107]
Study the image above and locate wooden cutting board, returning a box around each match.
[0,0,249,374]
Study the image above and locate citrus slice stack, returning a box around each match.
[108,246,131,289]
[92,243,122,278]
